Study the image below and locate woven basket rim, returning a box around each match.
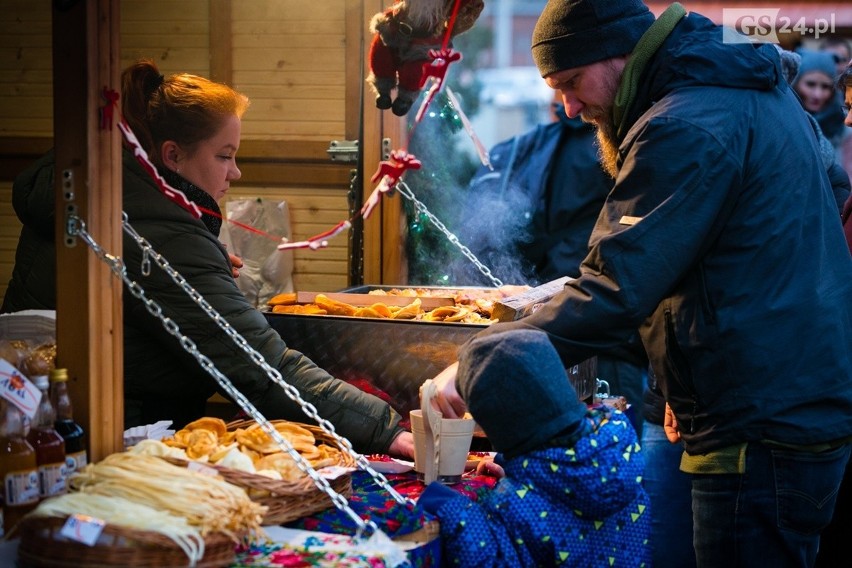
[162,418,356,525]
[16,514,236,568]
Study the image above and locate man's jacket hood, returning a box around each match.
[624,13,783,132]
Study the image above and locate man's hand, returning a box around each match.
[430,361,467,418]
[387,430,414,459]
[664,402,681,443]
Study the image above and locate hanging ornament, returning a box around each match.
[366,0,484,116]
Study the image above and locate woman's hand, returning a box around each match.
[664,402,681,443]
[387,430,414,459]
[430,361,467,419]
[228,253,244,279]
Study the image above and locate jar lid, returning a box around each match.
[49,368,69,382]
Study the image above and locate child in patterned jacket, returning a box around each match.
[418,329,651,566]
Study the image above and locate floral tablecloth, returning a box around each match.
[231,467,497,567]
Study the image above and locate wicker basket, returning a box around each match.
[16,515,236,568]
[165,418,355,525]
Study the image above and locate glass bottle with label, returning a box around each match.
[0,398,39,536]
[26,375,67,499]
[49,368,87,474]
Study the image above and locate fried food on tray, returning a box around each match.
[353,303,394,318]
[268,292,298,306]
[314,294,358,316]
[272,304,327,315]
[390,298,421,319]
[265,287,520,323]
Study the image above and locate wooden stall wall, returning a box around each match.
[1,0,403,305]
[0,1,53,304]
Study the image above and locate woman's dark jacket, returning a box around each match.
[2,150,57,313]
[3,149,404,454]
[476,14,852,456]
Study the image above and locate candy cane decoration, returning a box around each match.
[277,220,352,251]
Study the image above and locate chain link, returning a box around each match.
[396,181,504,288]
[69,214,417,539]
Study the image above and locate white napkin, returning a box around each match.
[123,420,174,449]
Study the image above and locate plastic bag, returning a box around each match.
[220,198,295,308]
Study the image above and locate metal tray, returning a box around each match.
[264,284,597,418]
[265,312,486,418]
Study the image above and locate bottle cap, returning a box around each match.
[34,374,50,390]
[50,368,69,383]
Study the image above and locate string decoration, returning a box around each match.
[98,0,488,255]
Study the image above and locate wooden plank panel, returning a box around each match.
[0,35,51,47]
[236,0,345,22]
[235,84,342,101]
[118,48,211,71]
[232,48,345,71]
[232,34,345,49]
[293,258,348,273]
[120,22,209,36]
[244,99,344,122]
[239,122,344,141]
[232,21,346,36]
[0,96,52,117]
[237,163,351,186]
[0,119,53,135]
[0,70,53,84]
[117,34,208,48]
[235,140,331,160]
[234,70,346,86]
[294,274,349,291]
[121,0,208,20]
[0,84,55,97]
[0,47,53,68]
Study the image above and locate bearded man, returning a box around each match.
[428,1,852,567]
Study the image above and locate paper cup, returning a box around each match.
[410,408,475,485]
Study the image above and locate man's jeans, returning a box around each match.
[692,441,851,567]
[641,421,696,568]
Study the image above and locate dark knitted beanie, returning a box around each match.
[532,0,656,77]
[457,329,587,459]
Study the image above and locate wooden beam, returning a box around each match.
[357,0,409,286]
[209,0,233,85]
[52,0,123,463]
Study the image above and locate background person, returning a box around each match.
[2,59,414,458]
[430,1,852,566]
[458,91,648,433]
[793,49,847,152]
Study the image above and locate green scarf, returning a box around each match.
[612,3,687,140]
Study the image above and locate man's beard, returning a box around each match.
[580,62,623,179]
[595,117,620,179]
[580,109,619,179]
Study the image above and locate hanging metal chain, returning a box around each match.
[396,180,504,288]
[68,214,416,537]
